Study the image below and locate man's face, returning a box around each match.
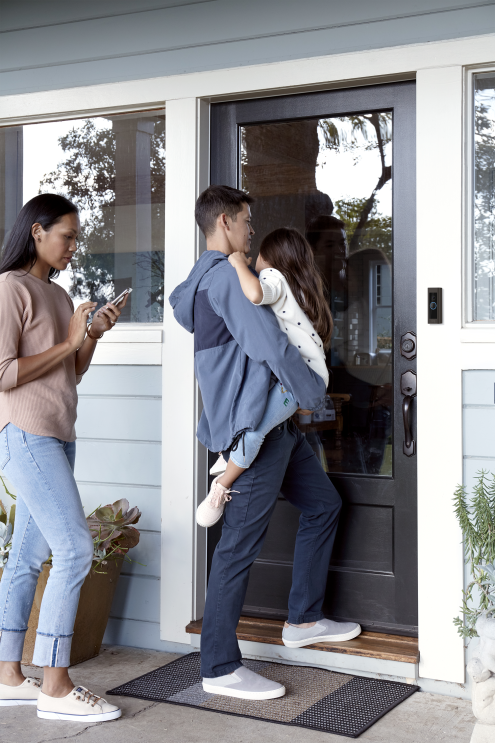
[227,202,254,254]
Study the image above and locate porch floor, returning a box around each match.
[5,645,475,743]
[186,616,420,664]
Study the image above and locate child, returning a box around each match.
[196,227,332,527]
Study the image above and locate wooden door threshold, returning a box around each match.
[186,616,419,664]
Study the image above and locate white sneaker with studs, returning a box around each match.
[37,686,121,722]
[0,677,41,705]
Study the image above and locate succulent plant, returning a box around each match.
[86,499,141,558]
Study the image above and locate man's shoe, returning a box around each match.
[37,686,121,721]
[282,619,361,648]
[203,665,286,700]
[196,477,237,528]
[0,677,41,706]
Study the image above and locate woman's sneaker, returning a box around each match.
[0,677,41,706]
[196,477,238,528]
[37,686,121,722]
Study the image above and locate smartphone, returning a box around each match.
[109,288,132,308]
[95,288,132,315]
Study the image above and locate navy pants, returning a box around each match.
[200,419,342,678]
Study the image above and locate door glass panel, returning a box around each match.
[240,113,393,476]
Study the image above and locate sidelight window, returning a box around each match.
[0,110,165,323]
[472,73,495,322]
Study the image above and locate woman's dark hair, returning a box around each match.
[0,194,78,279]
[195,185,254,238]
[259,227,333,349]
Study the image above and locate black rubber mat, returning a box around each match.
[107,652,418,737]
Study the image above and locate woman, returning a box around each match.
[0,194,127,722]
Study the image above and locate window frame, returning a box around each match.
[463,65,495,328]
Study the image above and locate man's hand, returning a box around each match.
[228,253,251,269]
[296,408,313,416]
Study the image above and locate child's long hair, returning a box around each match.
[259,227,333,349]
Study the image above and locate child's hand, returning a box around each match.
[228,253,252,269]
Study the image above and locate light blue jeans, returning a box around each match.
[230,382,299,468]
[0,424,93,667]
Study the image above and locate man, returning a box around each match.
[169,185,360,701]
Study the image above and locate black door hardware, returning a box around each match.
[400,331,416,360]
[401,370,417,457]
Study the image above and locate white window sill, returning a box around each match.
[461,328,495,343]
[92,324,163,364]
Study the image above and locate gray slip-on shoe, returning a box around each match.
[282,618,361,648]
[203,664,286,700]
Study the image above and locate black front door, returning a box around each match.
[208,82,417,636]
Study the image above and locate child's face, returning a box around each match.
[255,253,271,273]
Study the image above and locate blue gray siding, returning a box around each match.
[463,370,495,490]
[76,365,169,651]
[1,1,495,97]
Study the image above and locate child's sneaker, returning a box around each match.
[196,477,238,527]
[209,454,227,476]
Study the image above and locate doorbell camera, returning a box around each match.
[428,288,442,324]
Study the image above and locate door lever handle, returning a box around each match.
[401,370,416,457]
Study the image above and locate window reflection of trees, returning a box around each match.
[474,77,495,321]
[40,114,165,322]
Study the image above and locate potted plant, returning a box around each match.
[453,471,495,742]
[0,477,142,666]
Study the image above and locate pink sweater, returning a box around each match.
[0,271,79,442]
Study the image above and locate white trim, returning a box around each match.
[160,97,202,643]
[1,34,495,125]
[416,65,465,684]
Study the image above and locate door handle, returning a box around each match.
[401,370,416,457]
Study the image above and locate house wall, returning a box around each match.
[75,366,170,652]
[1,1,495,97]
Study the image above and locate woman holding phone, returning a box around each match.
[0,194,128,722]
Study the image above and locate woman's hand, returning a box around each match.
[90,293,129,336]
[66,302,97,351]
[228,253,251,269]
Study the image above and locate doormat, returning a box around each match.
[107,652,418,738]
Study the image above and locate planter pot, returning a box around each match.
[0,558,122,667]
[467,614,495,742]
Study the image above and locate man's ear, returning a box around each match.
[219,212,229,230]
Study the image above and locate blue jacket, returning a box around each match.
[169,250,326,452]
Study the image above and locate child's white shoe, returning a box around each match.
[196,477,238,528]
[209,455,227,476]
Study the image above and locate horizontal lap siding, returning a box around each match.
[76,365,162,648]
[2,1,495,96]
[463,370,495,486]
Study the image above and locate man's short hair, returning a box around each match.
[195,185,254,238]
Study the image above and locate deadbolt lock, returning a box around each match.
[400,331,417,360]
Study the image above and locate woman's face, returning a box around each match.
[32,212,81,273]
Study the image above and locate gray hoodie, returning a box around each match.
[169,250,326,452]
